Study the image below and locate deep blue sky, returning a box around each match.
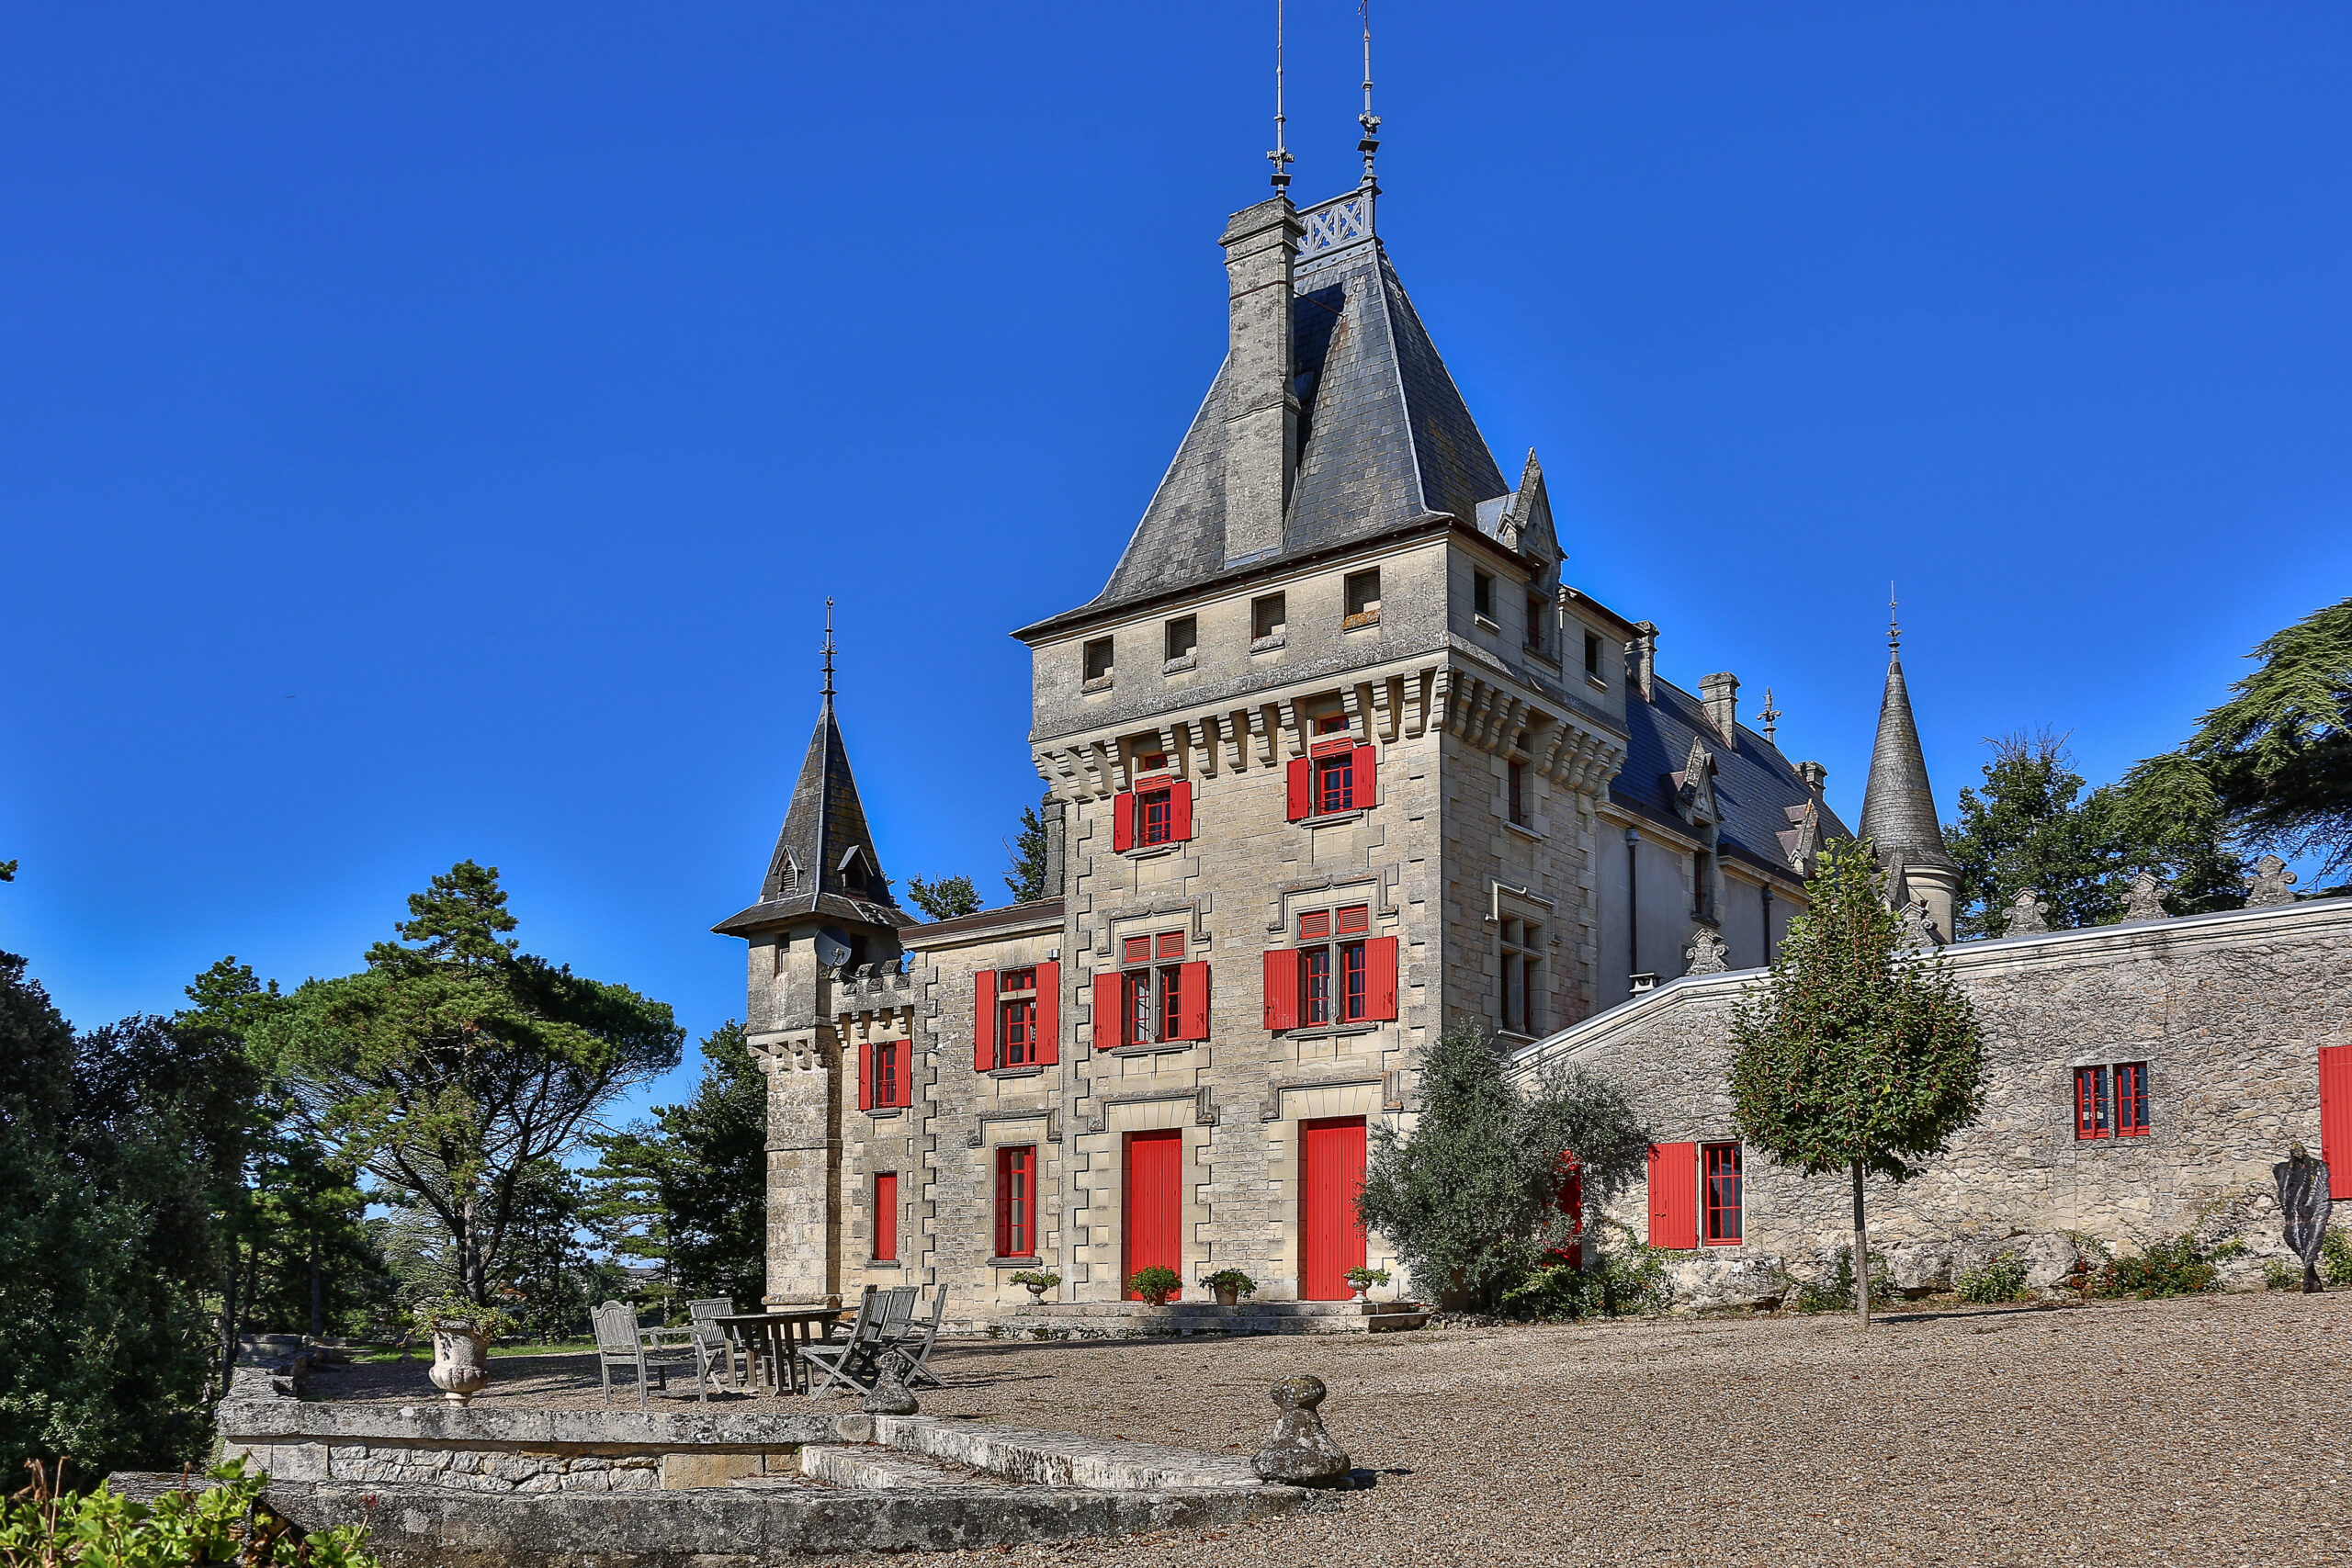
[6,4,2348,1120]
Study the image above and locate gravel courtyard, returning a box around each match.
[324,1292,2351,1566]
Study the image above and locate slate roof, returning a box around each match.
[1859,648,1956,870]
[1080,235,1510,615]
[1614,677,1854,879]
[711,696,911,936]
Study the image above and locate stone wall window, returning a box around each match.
[1251,592,1287,649]
[1096,931,1206,1046]
[2075,1062,2151,1139]
[1585,631,1603,678]
[1343,569,1382,628]
[1498,918,1543,1036]
[858,1036,910,1111]
[1162,615,1197,671]
[873,1172,899,1262]
[1295,904,1376,1026]
[1525,593,1546,654]
[1472,570,1496,626]
[1702,1143,1743,1245]
[994,1145,1036,1260]
[998,968,1038,1066]
[1082,637,1114,690]
[1508,761,1528,826]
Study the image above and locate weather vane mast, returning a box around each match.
[1888,582,1900,651]
[820,598,837,704]
[1267,0,1293,191]
[1758,687,1781,747]
[1358,0,1381,188]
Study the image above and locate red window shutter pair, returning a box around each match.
[1111,783,1193,850]
[1285,747,1379,821]
[2322,1045,2352,1200]
[1647,1142,1697,1249]
[1092,961,1204,1045]
[974,962,1060,1069]
[1264,938,1396,1030]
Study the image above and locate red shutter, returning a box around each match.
[1646,1142,1697,1249]
[2323,1046,2352,1200]
[895,1043,914,1108]
[874,1172,898,1261]
[974,969,999,1074]
[856,1039,874,1112]
[1286,758,1311,821]
[993,1148,1012,1258]
[1111,791,1136,852]
[1363,936,1398,1021]
[1093,970,1125,1049]
[1262,948,1299,1031]
[1177,960,1210,1040]
[1353,744,1378,807]
[1170,780,1193,841]
[1035,960,1060,1066]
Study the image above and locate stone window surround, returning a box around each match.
[1264,1079,1392,1301]
[2064,1057,2158,1143]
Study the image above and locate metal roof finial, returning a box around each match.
[820,597,837,706]
[1888,582,1900,652]
[1758,687,1781,748]
[1267,0,1294,191]
[1357,0,1381,189]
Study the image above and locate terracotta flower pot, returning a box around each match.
[1215,1285,1240,1307]
[429,1327,492,1405]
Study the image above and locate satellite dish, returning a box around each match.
[813,930,853,968]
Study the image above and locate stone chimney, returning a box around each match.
[1219,195,1305,566]
[1700,672,1738,740]
[1628,622,1658,703]
[1797,760,1827,801]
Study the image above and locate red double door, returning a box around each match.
[1299,1116,1368,1301]
[1124,1131,1184,1301]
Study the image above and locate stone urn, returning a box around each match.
[428,1326,492,1405]
[1023,1280,1049,1303]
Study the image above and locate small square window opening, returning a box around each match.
[1526,594,1546,653]
[1343,569,1382,626]
[1508,761,1528,826]
[1251,592,1288,644]
[1584,631,1603,678]
[1163,615,1197,667]
[1082,637,1114,685]
[1473,570,1495,622]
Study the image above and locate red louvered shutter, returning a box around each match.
[974,969,998,1073]
[896,1043,914,1108]
[1646,1143,1697,1249]
[993,1148,1013,1258]
[1262,948,1298,1031]
[1170,780,1193,841]
[856,1040,874,1112]
[1034,961,1060,1065]
[1177,960,1210,1040]
[1093,970,1125,1049]
[1286,758,1311,821]
[1112,792,1136,852]
[2322,1046,2352,1200]
[1363,936,1398,1021]
[1353,744,1378,807]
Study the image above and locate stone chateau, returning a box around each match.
[711,166,2350,1319]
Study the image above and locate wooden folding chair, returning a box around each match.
[892,1288,950,1389]
[798,1288,885,1397]
[686,1297,744,1391]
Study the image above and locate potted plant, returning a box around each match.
[1009,1269,1061,1303]
[1204,1269,1257,1307]
[1127,1266,1183,1307]
[416,1296,513,1405]
[1345,1266,1390,1307]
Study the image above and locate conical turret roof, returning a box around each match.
[1859,646,1955,871]
[711,693,909,935]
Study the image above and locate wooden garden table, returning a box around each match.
[714,1308,847,1396]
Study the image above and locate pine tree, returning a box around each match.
[2177,596,2352,876]
[1004,797,1053,904]
[906,874,983,920]
[1729,840,1984,1328]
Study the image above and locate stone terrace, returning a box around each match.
[316,1292,2352,1565]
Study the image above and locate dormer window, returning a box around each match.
[838,844,870,893]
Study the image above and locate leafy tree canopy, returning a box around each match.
[258,862,682,1304]
[906,874,983,921]
[1005,798,1052,904]
[1357,1020,1647,1311]
[2177,595,2352,876]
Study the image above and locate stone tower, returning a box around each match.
[1859,628,1957,942]
[712,657,915,1305]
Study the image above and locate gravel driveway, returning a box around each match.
[318,1292,2352,1566]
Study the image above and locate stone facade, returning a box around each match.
[1507,898,2352,1304]
[718,179,1842,1322]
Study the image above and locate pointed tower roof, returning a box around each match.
[1859,636,1955,872]
[1016,194,1510,636]
[712,628,910,936]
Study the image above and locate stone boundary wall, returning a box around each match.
[1508,899,2352,1306]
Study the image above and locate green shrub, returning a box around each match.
[2324,1229,2352,1287]
[1125,1266,1182,1306]
[1955,1254,2030,1303]
[1499,1235,1668,1321]
[0,1455,379,1568]
[2265,1259,2301,1291]
[2098,1233,2219,1298]
[1204,1269,1257,1299]
[1793,1247,1894,1314]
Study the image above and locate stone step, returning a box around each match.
[871,1416,1261,1492]
[797,1444,997,1491]
[989,1302,1428,1337]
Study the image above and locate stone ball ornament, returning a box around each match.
[1252,1374,1351,1487]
